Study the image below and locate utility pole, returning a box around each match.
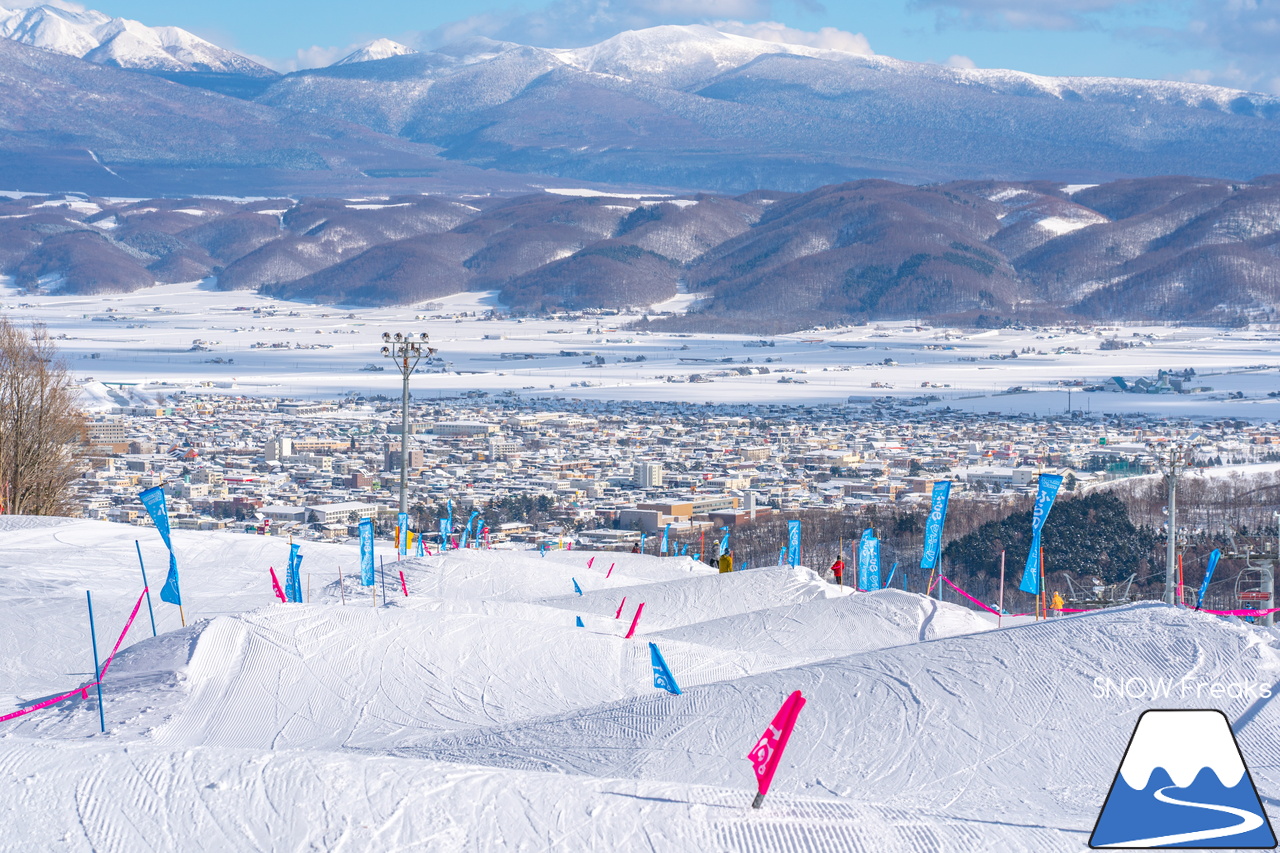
[381,332,436,516]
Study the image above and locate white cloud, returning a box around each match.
[910,0,1149,31]
[711,20,874,54]
[944,54,977,68]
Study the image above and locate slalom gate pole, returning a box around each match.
[998,550,1005,629]
[307,574,311,603]
[338,566,345,605]
[135,541,156,637]
[380,556,386,605]
[86,591,105,733]
[178,605,185,628]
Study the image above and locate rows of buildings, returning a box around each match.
[73,393,1279,547]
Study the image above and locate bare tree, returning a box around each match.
[0,317,84,515]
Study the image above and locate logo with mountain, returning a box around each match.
[1091,709,1276,848]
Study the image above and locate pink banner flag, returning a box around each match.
[269,567,287,603]
[747,690,806,807]
[614,596,627,619]
[587,556,595,569]
[624,602,645,639]
[606,563,615,578]
[399,570,408,597]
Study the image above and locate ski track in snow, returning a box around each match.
[2,518,1280,850]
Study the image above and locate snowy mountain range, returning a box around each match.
[256,24,1280,190]
[2,9,1280,195]
[0,3,273,75]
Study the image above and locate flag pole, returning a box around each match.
[338,565,345,605]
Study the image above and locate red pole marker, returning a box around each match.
[269,567,287,603]
[747,690,807,809]
[606,563,615,578]
[614,596,627,619]
[624,602,645,639]
[399,570,408,597]
[587,556,595,569]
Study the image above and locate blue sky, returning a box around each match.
[39,0,1280,93]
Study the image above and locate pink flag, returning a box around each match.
[606,563,615,578]
[747,690,806,806]
[399,570,408,597]
[614,596,627,619]
[624,602,645,639]
[587,556,595,569]
[269,567,287,603]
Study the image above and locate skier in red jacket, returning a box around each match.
[829,557,845,586]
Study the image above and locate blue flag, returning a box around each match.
[461,511,480,548]
[286,542,301,603]
[1196,549,1221,609]
[572,577,583,595]
[1020,473,1064,595]
[660,523,671,554]
[415,532,426,557]
[640,532,647,554]
[293,554,304,602]
[858,529,881,591]
[649,642,682,695]
[575,616,584,627]
[397,511,409,555]
[719,527,730,553]
[778,545,786,566]
[885,561,900,588]
[439,517,449,549]
[139,486,181,606]
[359,517,375,586]
[920,481,951,570]
[787,520,801,567]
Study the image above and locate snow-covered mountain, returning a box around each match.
[332,37,416,66]
[0,3,274,75]
[258,24,1280,191]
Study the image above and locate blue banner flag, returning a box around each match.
[787,520,801,567]
[415,532,426,558]
[778,545,786,566]
[293,554,304,602]
[286,542,301,603]
[575,616,584,627]
[439,517,449,549]
[640,532,647,554]
[920,481,951,570]
[719,527,730,553]
[1019,473,1064,595]
[139,486,182,606]
[660,523,671,554]
[461,511,480,548]
[1196,549,1222,609]
[649,643,682,695]
[858,529,881,591]
[572,577,583,595]
[359,518,375,586]
[397,512,409,555]
[885,561,899,589]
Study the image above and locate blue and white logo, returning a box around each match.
[1091,709,1276,848]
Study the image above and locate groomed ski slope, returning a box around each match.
[2,516,1278,851]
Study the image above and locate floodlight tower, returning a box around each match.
[381,332,436,515]
[1152,439,1196,606]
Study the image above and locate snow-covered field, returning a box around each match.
[2,279,1279,418]
[3,516,1280,850]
